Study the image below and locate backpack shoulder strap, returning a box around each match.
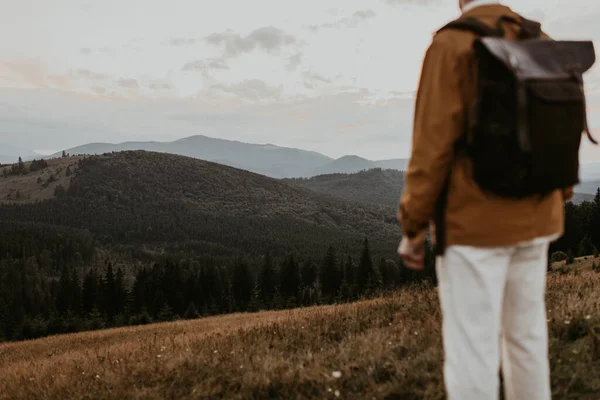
[437,17,503,37]
[518,17,542,39]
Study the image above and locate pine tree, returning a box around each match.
[183,302,199,319]
[56,266,72,315]
[338,257,354,302]
[162,261,185,316]
[379,258,400,289]
[320,246,341,300]
[103,263,116,319]
[343,256,355,287]
[578,236,594,257]
[132,268,148,314]
[82,269,99,315]
[356,238,378,295]
[247,285,262,312]
[158,303,174,321]
[114,268,128,317]
[280,255,300,302]
[232,260,253,311]
[567,249,575,265]
[258,252,278,308]
[69,269,82,315]
[301,259,317,291]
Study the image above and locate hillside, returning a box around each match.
[286,169,405,208]
[1,265,598,400]
[0,156,79,204]
[288,169,598,207]
[0,151,399,258]
[54,135,333,179]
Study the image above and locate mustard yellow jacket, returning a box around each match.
[398,4,571,248]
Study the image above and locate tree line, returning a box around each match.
[2,188,600,343]
[551,189,600,258]
[2,157,48,177]
[0,237,436,342]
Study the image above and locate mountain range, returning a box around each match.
[48,135,408,179]
[5,133,600,184]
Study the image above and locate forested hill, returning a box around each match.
[0,151,399,259]
[285,169,405,208]
[286,168,596,208]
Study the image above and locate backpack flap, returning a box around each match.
[475,38,596,151]
[476,38,596,80]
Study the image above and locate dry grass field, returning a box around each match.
[1,266,599,400]
[0,156,80,204]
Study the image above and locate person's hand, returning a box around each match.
[397,230,426,270]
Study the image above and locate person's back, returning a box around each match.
[396,1,594,399]
[400,3,568,250]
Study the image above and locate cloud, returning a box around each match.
[303,70,333,85]
[385,0,440,4]
[286,53,303,71]
[208,58,229,70]
[149,82,174,90]
[206,26,296,58]
[339,125,360,134]
[182,60,205,72]
[169,38,200,46]
[210,79,283,102]
[118,78,139,88]
[308,9,377,31]
[79,47,115,55]
[353,10,377,20]
[296,114,313,121]
[73,69,109,81]
[182,58,229,72]
[92,86,107,94]
[0,60,70,89]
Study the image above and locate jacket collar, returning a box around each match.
[461,3,516,18]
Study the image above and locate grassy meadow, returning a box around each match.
[1,260,599,400]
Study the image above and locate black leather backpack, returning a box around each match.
[438,16,597,198]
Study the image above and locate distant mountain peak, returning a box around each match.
[336,155,370,162]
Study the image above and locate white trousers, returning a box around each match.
[436,242,552,400]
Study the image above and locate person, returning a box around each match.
[397,1,575,399]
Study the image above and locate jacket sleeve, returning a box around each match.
[398,36,466,235]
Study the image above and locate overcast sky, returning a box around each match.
[0,0,599,160]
